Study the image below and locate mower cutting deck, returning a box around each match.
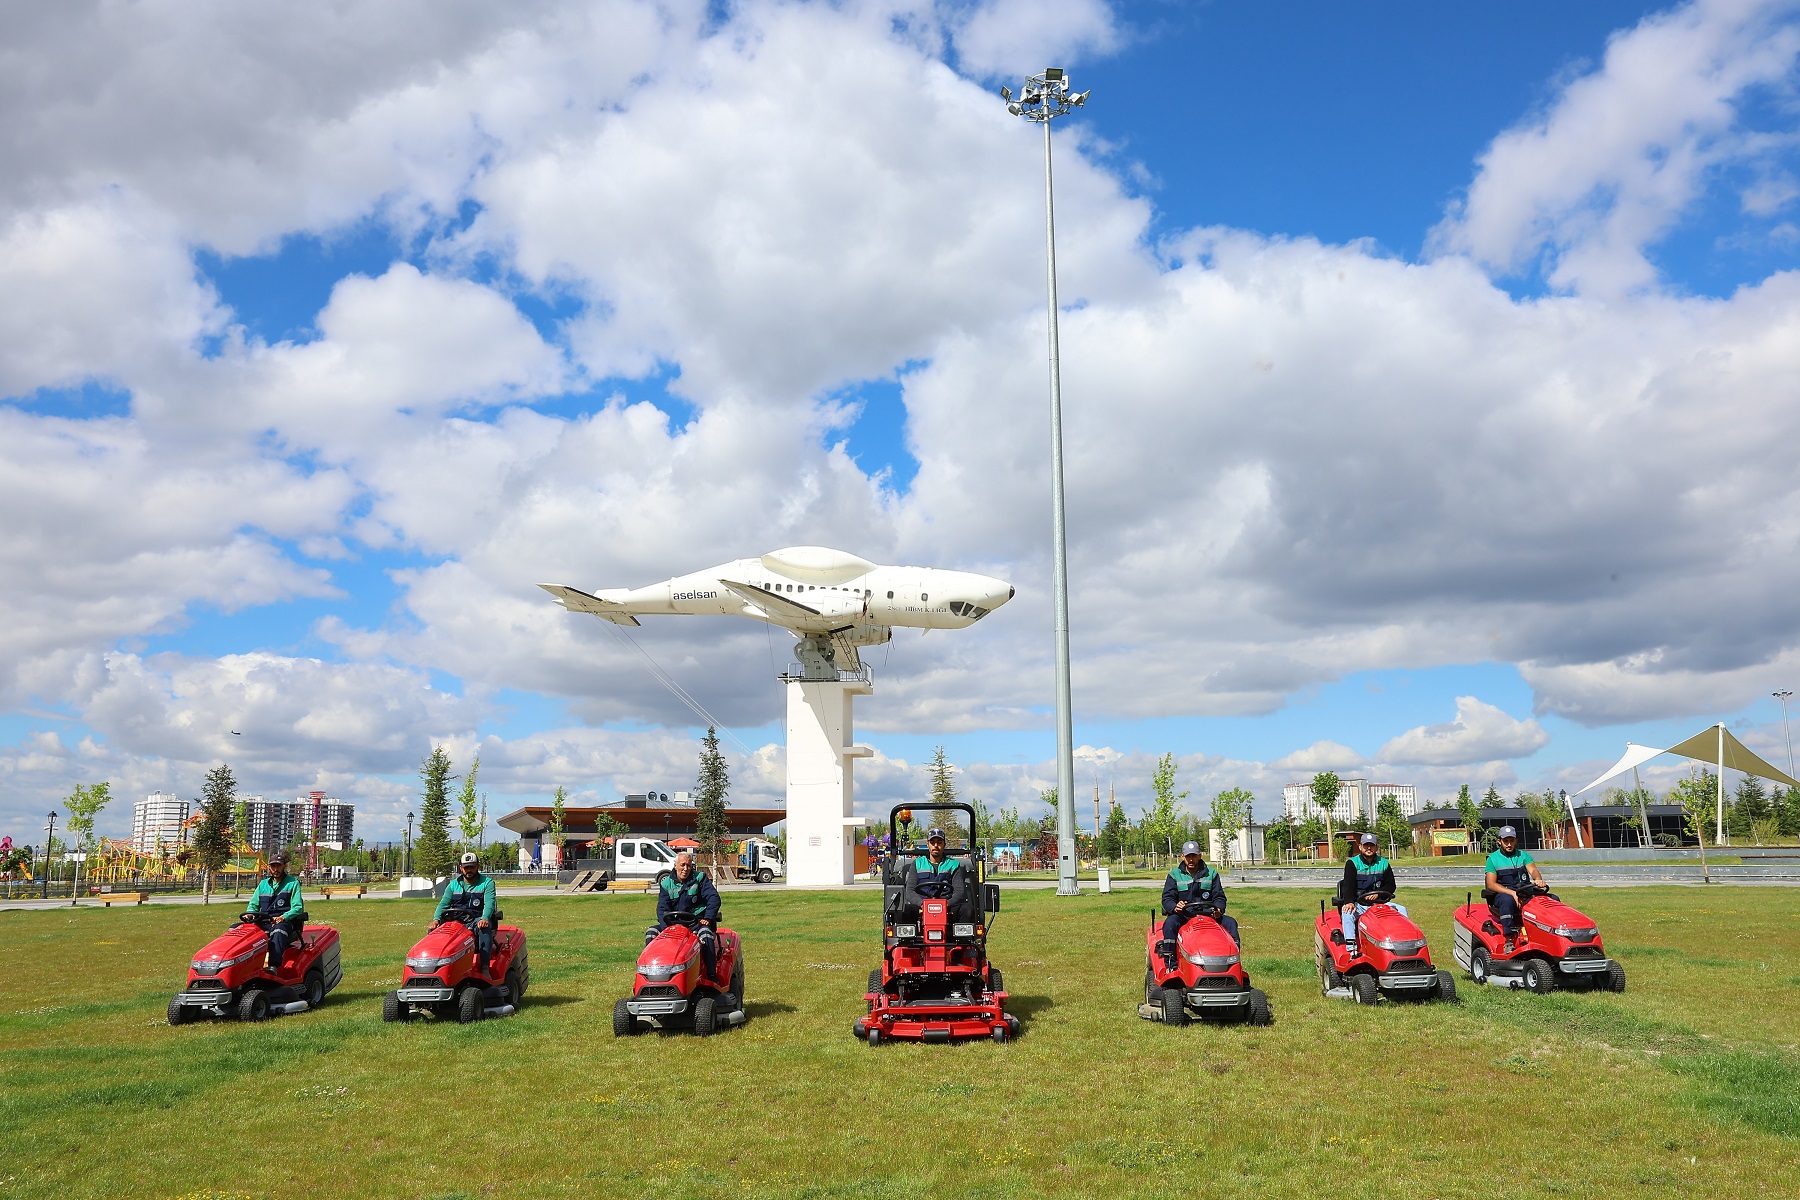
[169,913,342,1023]
[1453,888,1625,993]
[855,802,1017,1045]
[384,914,529,1023]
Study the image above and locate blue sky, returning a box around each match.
[4,0,1800,840]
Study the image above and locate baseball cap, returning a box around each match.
[1498,825,1518,839]
[1180,840,1201,856]
[268,852,289,866]
[459,851,479,865]
[926,827,947,840]
[1359,833,1378,846]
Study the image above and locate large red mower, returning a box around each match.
[614,910,746,1036]
[1142,908,1273,1025]
[1452,887,1625,994]
[168,912,342,1023]
[855,802,1017,1046]
[384,914,529,1024]
[1314,895,1455,1005]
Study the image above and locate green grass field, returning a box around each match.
[5,887,1800,1199]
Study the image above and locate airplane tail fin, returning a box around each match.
[538,584,642,626]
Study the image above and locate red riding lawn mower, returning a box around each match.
[383,913,529,1024]
[168,912,342,1024]
[614,910,746,1036]
[855,802,1018,1046]
[1452,886,1625,994]
[1141,907,1274,1026]
[1314,889,1456,1005]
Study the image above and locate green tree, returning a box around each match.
[1309,771,1341,840]
[1098,801,1130,862]
[548,785,568,869]
[456,754,483,848]
[1374,793,1411,857]
[1517,789,1566,849]
[926,745,958,807]
[694,726,731,867]
[1455,784,1483,854]
[1481,782,1503,808]
[1731,775,1770,841]
[193,765,236,904]
[230,797,250,896]
[1147,754,1187,862]
[62,781,112,899]
[1776,785,1800,839]
[1207,787,1254,862]
[415,745,456,880]
[1668,767,1718,881]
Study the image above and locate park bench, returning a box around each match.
[96,892,149,906]
[601,879,652,893]
[319,884,367,899]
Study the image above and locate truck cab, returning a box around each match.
[740,839,783,883]
[611,838,680,880]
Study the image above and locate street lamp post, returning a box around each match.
[1775,690,1795,784]
[1003,66,1090,898]
[404,811,415,880]
[42,811,56,900]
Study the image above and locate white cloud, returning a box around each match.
[1376,696,1549,766]
[1432,0,1800,293]
[950,0,1121,80]
[1270,740,1363,773]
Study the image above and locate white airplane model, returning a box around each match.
[540,546,1013,676]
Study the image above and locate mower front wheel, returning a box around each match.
[237,989,269,1023]
[1349,973,1379,1006]
[866,1027,882,1047]
[1434,971,1458,1003]
[382,992,406,1023]
[1603,961,1626,993]
[1245,988,1274,1026]
[1158,988,1187,1026]
[167,997,192,1026]
[991,1026,1008,1044]
[1522,958,1556,995]
[456,987,483,1024]
[693,995,717,1036]
[613,998,637,1037]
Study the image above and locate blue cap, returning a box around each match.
[1181,841,1201,856]
[1498,825,1517,839]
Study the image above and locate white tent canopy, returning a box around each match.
[1572,723,1797,844]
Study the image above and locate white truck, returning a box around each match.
[597,838,681,883]
[714,837,784,883]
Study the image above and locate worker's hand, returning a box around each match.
[700,919,714,927]
[1174,900,1187,912]
[1362,891,1379,903]
[477,919,491,929]
[428,919,440,930]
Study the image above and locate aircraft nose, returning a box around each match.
[953,574,1014,620]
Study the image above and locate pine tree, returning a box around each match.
[1731,775,1770,840]
[1481,782,1503,808]
[548,785,568,869]
[193,765,236,904]
[1777,785,1800,839]
[694,727,730,868]
[456,754,483,848]
[415,745,456,880]
[927,746,957,806]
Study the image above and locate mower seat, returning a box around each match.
[1479,888,1498,903]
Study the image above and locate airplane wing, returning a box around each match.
[538,584,642,626]
[717,578,822,619]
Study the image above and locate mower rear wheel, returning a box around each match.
[167,997,192,1026]
[382,992,406,1023]
[1349,973,1379,1006]
[302,968,325,1011]
[1522,958,1556,995]
[612,997,636,1037]
[987,967,1004,995]
[456,986,483,1024]
[504,967,523,1010]
[1434,971,1458,1003]
[757,868,773,884]
[1471,946,1492,984]
[1144,969,1156,1005]
[693,995,717,1036]
[1603,961,1626,993]
[868,968,884,994]
[731,959,745,1007]
[1245,988,1274,1026]
[1320,958,1344,992]
[1158,987,1187,1026]
[237,989,269,1023]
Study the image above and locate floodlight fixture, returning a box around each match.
[1000,67,1090,897]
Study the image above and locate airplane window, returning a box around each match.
[921,593,928,602]
[887,591,893,599]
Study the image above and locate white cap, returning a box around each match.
[459,851,479,865]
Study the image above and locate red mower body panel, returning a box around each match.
[1452,891,1625,994]
[1143,912,1273,1025]
[614,919,745,1035]
[1313,903,1455,1004]
[384,920,529,1023]
[169,920,342,1023]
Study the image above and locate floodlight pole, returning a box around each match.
[1775,690,1795,782]
[1004,68,1089,897]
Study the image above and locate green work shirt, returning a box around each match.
[433,873,496,922]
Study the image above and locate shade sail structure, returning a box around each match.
[1575,726,1798,796]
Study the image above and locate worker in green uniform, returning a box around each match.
[241,852,304,972]
[1486,825,1550,953]
[1338,832,1404,957]
[433,851,498,975]
[902,826,967,918]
